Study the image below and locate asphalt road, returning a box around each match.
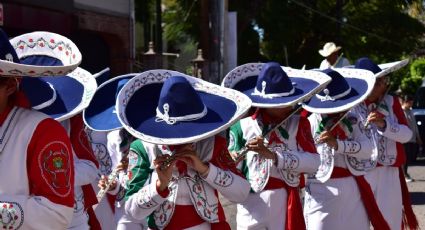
[221,157,425,229]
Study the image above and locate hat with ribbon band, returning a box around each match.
[116,70,252,145]
[221,62,331,108]
[303,68,375,114]
[354,57,409,78]
[0,30,81,77]
[84,73,137,131]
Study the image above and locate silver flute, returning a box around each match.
[314,111,349,144]
[363,83,390,129]
[233,106,303,164]
[96,167,119,202]
[160,154,177,170]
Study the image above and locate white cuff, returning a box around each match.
[135,181,167,209]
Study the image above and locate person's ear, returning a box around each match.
[5,78,18,96]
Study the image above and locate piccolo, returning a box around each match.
[314,111,349,144]
[363,87,390,129]
[233,105,303,164]
[97,167,119,202]
[160,153,177,170]
[97,151,130,202]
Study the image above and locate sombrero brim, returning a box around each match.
[2,31,81,77]
[93,67,111,86]
[375,59,409,78]
[117,70,252,145]
[21,67,97,121]
[303,68,375,114]
[222,63,331,108]
[84,73,137,132]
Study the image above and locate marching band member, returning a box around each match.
[0,29,76,229]
[355,57,418,230]
[222,62,331,230]
[302,68,384,230]
[17,31,101,229]
[84,73,140,230]
[118,70,252,229]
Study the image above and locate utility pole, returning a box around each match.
[155,0,162,54]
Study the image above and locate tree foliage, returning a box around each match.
[136,0,425,94]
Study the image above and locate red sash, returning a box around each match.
[330,167,390,230]
[264,177,305,230]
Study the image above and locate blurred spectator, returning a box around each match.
[402,95,423,182]
[319,42,350,69]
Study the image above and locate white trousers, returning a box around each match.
[364,166,402,229]
[236,188,287,230]
[304,177,370,230]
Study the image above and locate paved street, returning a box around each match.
[407,157,425,228]
[222,157,425,229]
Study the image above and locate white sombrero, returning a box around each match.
[0,31,82,77]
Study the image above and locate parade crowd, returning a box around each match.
[0,29,419,230]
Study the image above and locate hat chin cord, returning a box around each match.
[316,87,351,102]
[155,103,208,125]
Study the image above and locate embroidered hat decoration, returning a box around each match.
[354,57,409,79]
[1,30,81,77]
[318,42,342,57]
[84,73,137,131]
[302,68,375,114]
[222,62,331,108]
[116,70,252,145]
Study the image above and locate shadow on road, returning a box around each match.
[410,192,425,205]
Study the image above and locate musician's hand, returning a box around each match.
[98,175,117,191]
[247,136,276,160]
[316,131,338,150]
[116,161,128,172]
[154,155,175,191]
[175,145,209,176]
[366,111,386,129]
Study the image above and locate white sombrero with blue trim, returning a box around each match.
[222,62,331,108]
[84,73,137,131]
[116,70,252,145]
[0,31,82,77]
[302,68,376,114]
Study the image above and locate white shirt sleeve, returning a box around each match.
[0,195,74,230]
[202,163,250,203]
[74,155,99,186]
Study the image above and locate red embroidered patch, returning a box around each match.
[39,141,72,197]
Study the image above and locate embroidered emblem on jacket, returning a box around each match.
[39,141,72,197]
[0,202,24,229]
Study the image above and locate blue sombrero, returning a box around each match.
[93,67,111,86]
[0,30,81,77]
[221,62,331,108]
[354,57,409,78]
[20,54,96,121]
[83,73,137,131]
[303,68,375,114]
[116,70,252,145]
